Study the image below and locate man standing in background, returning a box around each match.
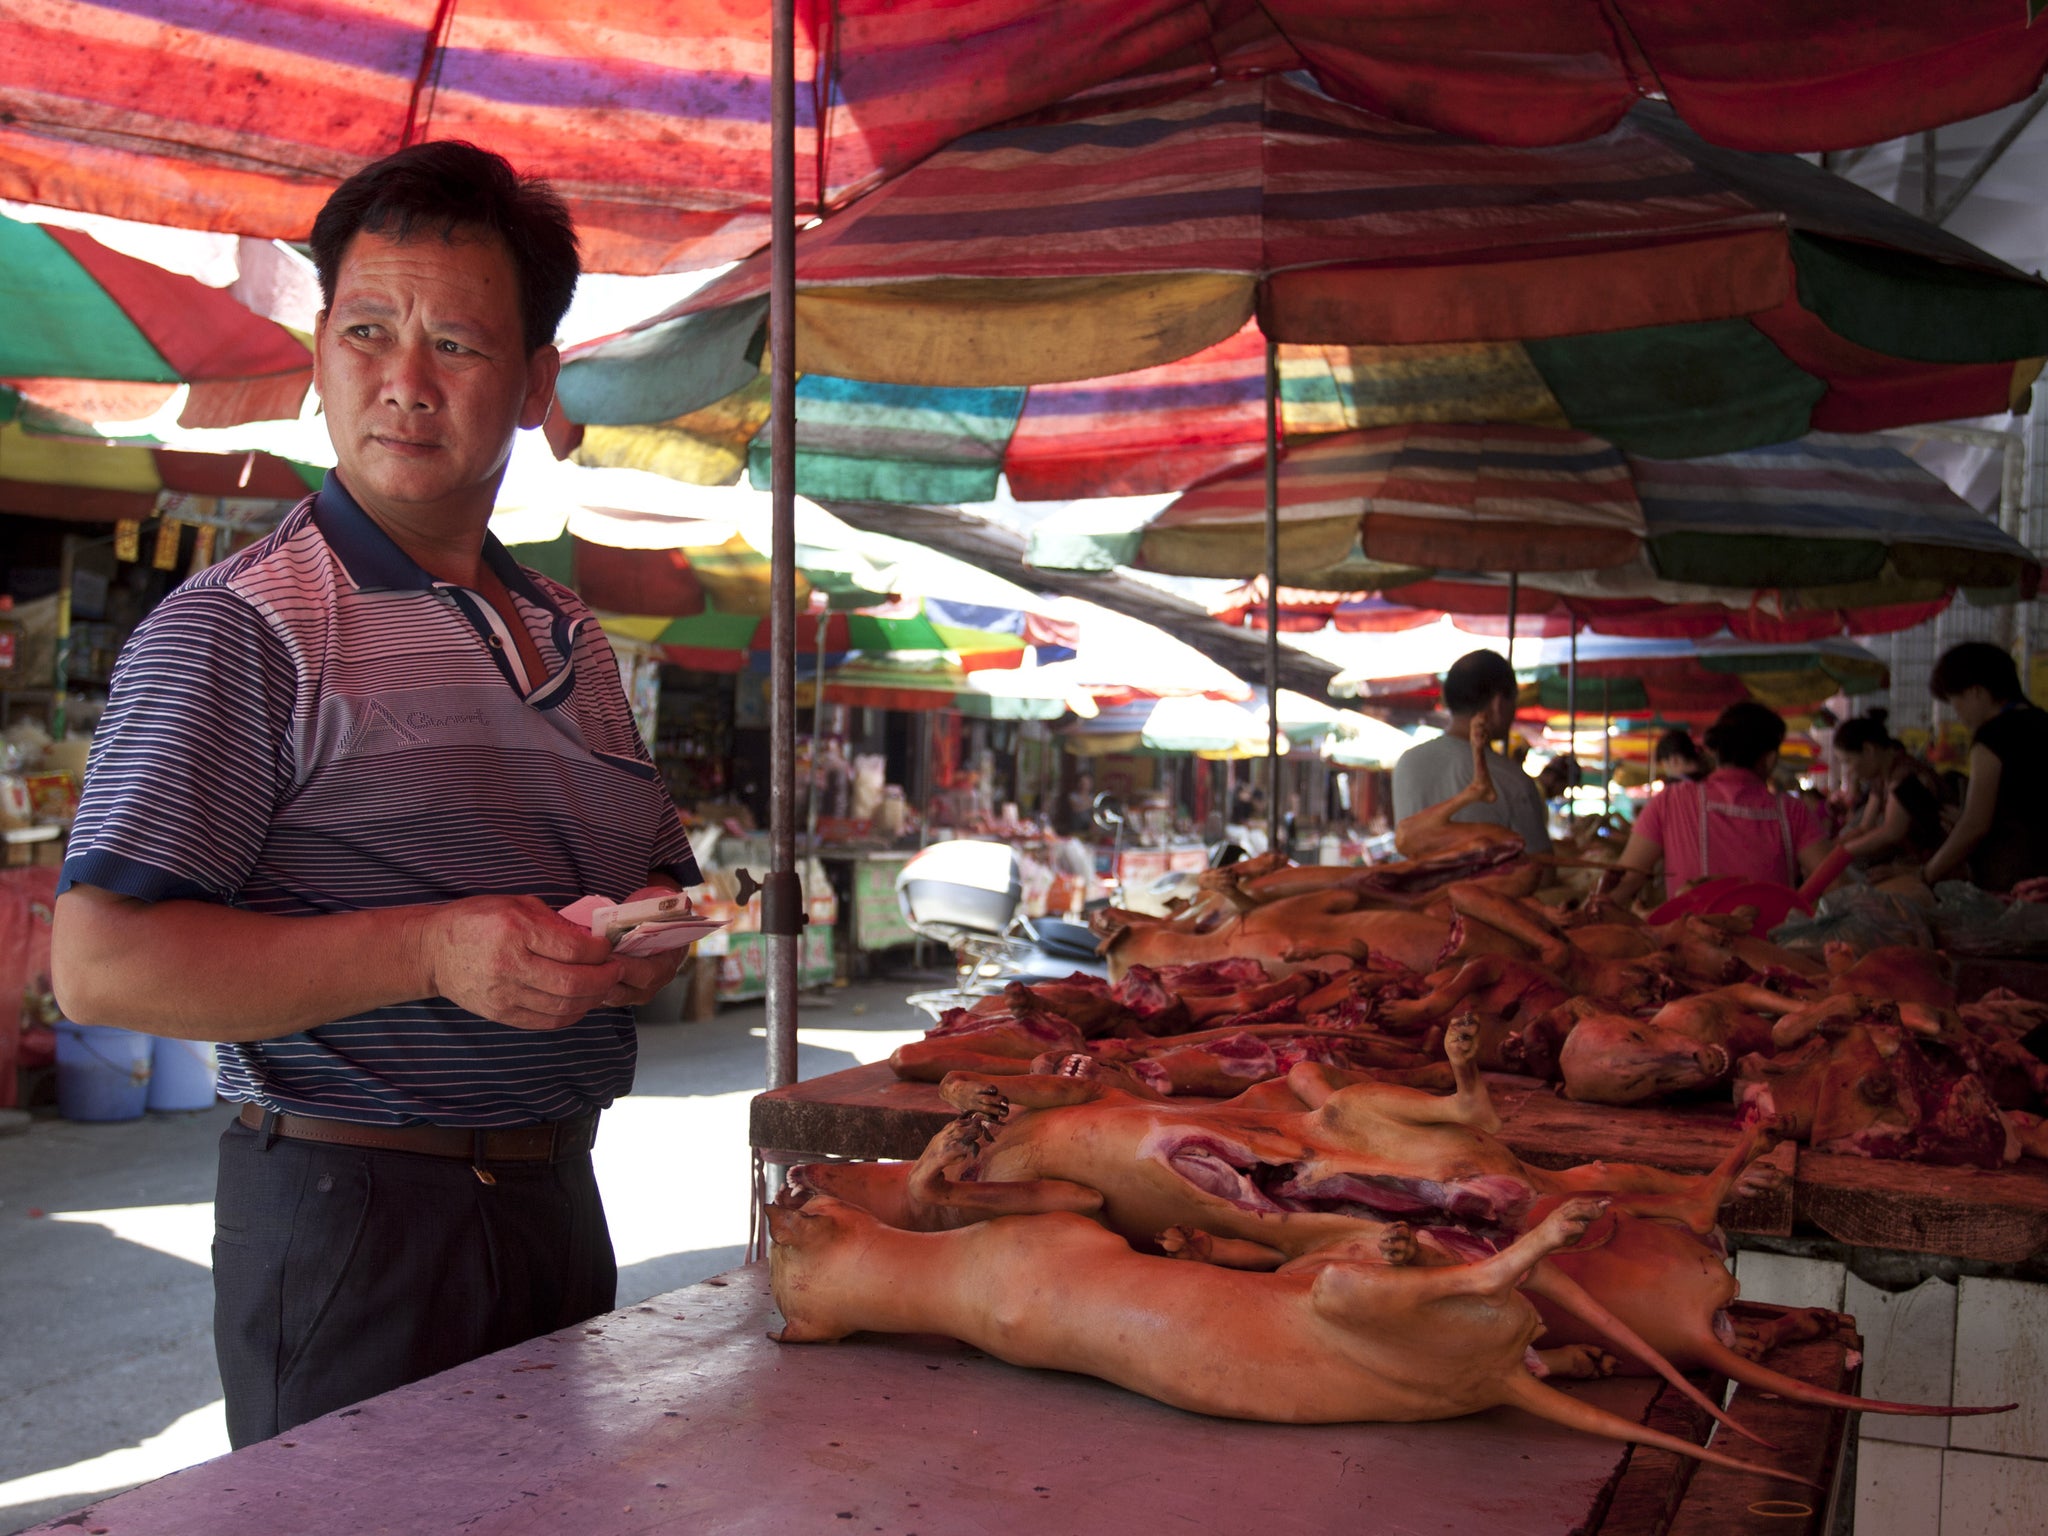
[1391,650,1551,852]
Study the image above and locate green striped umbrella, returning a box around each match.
[0,209,313,428]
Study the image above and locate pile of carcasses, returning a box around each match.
[770,745,2031,1482]
[891,731,2048,1169]
[774,742,2023,1474]
[776,1024,2010,1480]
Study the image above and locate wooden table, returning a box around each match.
[750,1062,2048,1264]
[27,1266,1852,1536]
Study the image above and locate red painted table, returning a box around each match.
[28,1266,1850,1536]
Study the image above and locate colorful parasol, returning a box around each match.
[9,5,2048,273]
[0,399,322,525]
[510,471,1085,680]
[1185,430,2037,634]
[1133,423,1645,578]
[1209,579,1445,636]
[0,207,313,428]
[1521,633,1890,716]
[563,73,2048,490]
[594,597,1068,677]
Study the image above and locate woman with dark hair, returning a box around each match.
[1834,709,1946,868]
[1922,642,2048,890]
[1652,729,1708,782]
[1603,701,1833,905]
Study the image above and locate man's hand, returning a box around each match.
[418,895,625,1031]
[598,882,693,1006]
[604,951,689,1008]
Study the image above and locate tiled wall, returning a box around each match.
[1731,1251,2048,1533]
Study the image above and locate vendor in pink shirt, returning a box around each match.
[1603,702,1834,907]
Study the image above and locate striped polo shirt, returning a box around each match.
[62,472,699,1127]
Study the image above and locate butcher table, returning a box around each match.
[749,1062,2048,1265]
[27,1266,1853,1536]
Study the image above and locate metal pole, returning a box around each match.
[808,607,828,859]
[1264,338,1282,857]
[1602,699,1613,819]
[1567,624,1578,780]
[763,0,803,1092]
[1505,572,1519,656]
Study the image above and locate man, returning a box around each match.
[1391,650,1551,852]
[51,142,697,1448]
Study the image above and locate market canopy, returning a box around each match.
[1520,632,1891,715]
[491,469,1080,668]
[9,5,2048,273]
[1325,713,1441,771]
[0,402,321,525]
[1210,579,1445,636]
[1181,430,2039,635]
[815,500,1343,703]
[793,654,1082,721]
[564,74,2048,495]
[0,205,314,428]
[491,470,896,619]
[1129,423,1645,578]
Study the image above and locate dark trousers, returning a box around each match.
[212,1117,616,1449]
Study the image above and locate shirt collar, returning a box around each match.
[1706,766,1768,791]
[312,470,563,618]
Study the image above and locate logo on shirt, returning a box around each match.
[407,708,491,730]
[345,700,426,751]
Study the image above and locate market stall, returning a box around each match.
[16,5,2048,1531]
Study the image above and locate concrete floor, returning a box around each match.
[0,978,931,1535]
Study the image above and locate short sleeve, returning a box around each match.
[61,585,297,904]
[1786,795,1830,853]
[1391,739,1453,823]
[1633,784,1672,848]
[649,800,701,887]
[1390,747,1427,823]
[1508,772,1552,853]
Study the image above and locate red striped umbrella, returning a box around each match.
[1162,427,2035,635]
[8,6,2048,273]
[565,73,2048,491]
[1149,423,1644,576]
[1372,578,1953,644]
[1207,578,1443,636]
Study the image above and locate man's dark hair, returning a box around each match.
[1442,649,1517,714]
[1930,641,2023,704]
[1832,709,1897,754]
[1702,701,1786,773]
[1653,729,1703,768]
[311,140,579,355]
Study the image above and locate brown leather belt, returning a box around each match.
[238,1103,598,1163]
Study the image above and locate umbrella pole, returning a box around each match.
[1264,338,1281,858]
[1602,698,1613,820]
[808,608,828,859]
[1567,626,1578,773]
[1506,572,1519,655]
[764,0,802,1094]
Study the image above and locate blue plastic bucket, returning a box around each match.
[55,1022,153,1122]
[147,1037,219,1112]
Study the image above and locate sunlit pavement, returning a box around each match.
[0,978,930,1534]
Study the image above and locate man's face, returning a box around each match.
[1483,691,1518,740]
[314,227,557,527]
